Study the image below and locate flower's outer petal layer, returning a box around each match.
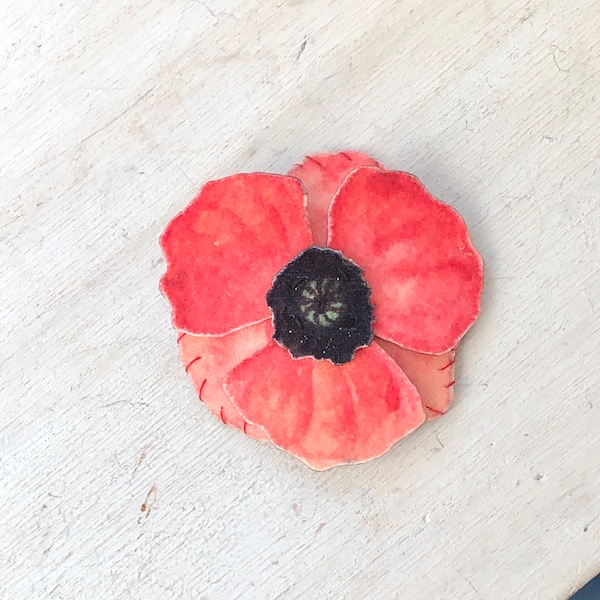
[375,338,456,421]
[288,151,381,247]
[225,342,425,470]
[178,320,274,440]
[160,174,313,335]
[328,167,484,354]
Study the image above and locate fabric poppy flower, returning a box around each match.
[160,151,483,470]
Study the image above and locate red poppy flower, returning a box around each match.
[160,151,483,470]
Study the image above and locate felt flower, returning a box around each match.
[160,152,483,470]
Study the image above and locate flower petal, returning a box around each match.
[160,173,313,334]
[224,342,425,470]
[375,338,456,421]
[178,320,274,440]
[328,167,483,353]
[288,151,381,247]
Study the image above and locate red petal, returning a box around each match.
[160,174,312,334]
[288,151,381,247]
[178,320,274,440]
[375,338,456,421]
[225,342,425,470]
[328,167,483,353]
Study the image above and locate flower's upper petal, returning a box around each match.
[224,341,425,470]
[288,151,381,247]
[178,320,274,440]
[328,167,484,354]
[375,338,456,421]
[160,173,313,334]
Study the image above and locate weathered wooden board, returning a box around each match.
[1,0,599,598]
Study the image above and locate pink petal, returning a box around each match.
[288,151,381,247]
[224,342,425,470]
[178,320,275,440]
[328,167,483,354]
[375,338,456,421]
[160,174,312,335]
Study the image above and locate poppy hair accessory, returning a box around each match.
[160,151,483,470]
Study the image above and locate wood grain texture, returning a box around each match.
[1,0,598,598]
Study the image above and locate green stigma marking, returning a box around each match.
[298,278,345,327]
[267,246,374,364]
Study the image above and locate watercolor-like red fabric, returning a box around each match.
[160,173,312,335]
[328,167,483,354]
[225,342,424,470]
[160,152,483,469]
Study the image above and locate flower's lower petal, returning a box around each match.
[160,174,312,335]
[328,167,484,354]
[178,320,274,440]
[375,338,456,421]
[288,151,381,247]
[224,341,425,470]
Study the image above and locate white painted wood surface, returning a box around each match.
[1,1,599,598]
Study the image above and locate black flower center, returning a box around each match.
[266,247,374,365]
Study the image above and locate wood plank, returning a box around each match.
[1,0,598,598]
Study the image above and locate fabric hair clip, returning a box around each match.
[160,152,483,470]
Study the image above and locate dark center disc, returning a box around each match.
[266,246,374,365]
